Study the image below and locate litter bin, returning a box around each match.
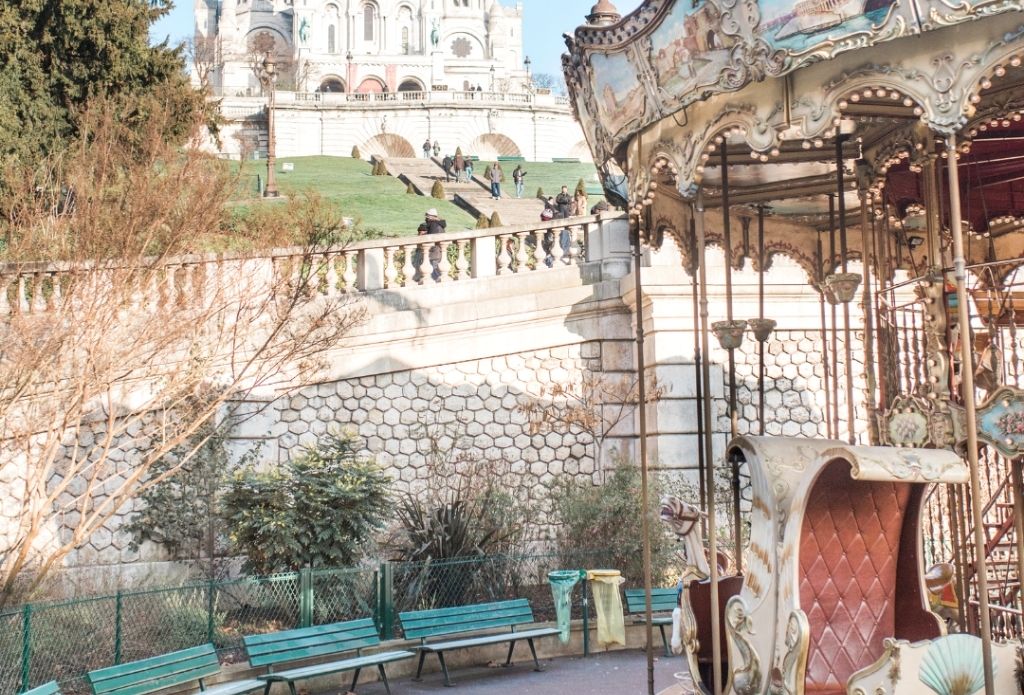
[587,569,625,648]
[548,570,586,644]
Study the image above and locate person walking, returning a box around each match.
[453,151,466,183]
[573,183,588,217]
[442,154,454,182]
[423,208,447,281]
[432,140,441,158]
[465,158,474,181]
[555,185,573,219]
[512,164,527,198]
[489,161,504,199]
[422,138,432,158]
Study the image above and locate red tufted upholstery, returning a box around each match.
[798,460,911,694]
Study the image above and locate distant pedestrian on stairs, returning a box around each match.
[489,162,504,199]
[442,154,454,182]
[555,185,572,219]
[454,152,466,182]
[422,138,432,158]
[433,140,441,158]
[512,164,527,198]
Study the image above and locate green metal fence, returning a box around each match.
[3,551,618,694]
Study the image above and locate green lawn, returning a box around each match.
[235,156,475,237]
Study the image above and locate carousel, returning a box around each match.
[565,0,1024,693]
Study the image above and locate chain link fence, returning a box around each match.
[3,552,623,693]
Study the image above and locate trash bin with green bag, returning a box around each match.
[547,569,586,643]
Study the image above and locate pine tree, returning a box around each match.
[489,211,503,228]
[351,145,362,159]
[406,182,416,194]
[575,178,587,197]
[536,187,545,199]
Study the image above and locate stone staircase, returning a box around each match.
[381,156,543,226]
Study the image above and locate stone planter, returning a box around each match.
[712,320,748,350]
[747,318,777,343]
[825,272,861,304]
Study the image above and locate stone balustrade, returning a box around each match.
[0,213,626,316]
[246,89,569,109]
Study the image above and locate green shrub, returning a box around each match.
[489,211,503,228]
[351,145,361,159]
[406,182,416,194]
[371,159,388,176]
[430,180,445,199]
[223,433,392,574]
[575,178,587,197]
[142,597,227,655]
[475,214,490,229]
[455,146,463,157]
[550,457,672,586]
[536,187,544,199]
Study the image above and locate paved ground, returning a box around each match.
[334,649,694,694]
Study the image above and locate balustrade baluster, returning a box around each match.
[417,242,430,284]
[515,232,529,272]
[567,226,581,264]
[402,245,416,287]
[31,272,46,313]
[497,234,512,274]
[0,275,8,315]
[324,253,339,296]
[342,251,357,292]
[384,247,399,288]
[181,264,195,306]
[437,241,452,283]
[16,274,28,313]
[455,240,470,280]
[533,230,547,269]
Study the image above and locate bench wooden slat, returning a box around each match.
[418,627,561,652]
[22,681,60,695]
[399,598,528,621]
[259,650,414,682]
[242,619,381,668]
[399,599,535,639]
[624,588,678,614]
[88,644,221,695]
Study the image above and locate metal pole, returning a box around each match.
[631,222,656,695]
[828,195,841,439]
[945,132,995,695]
[264,64,280,198]
[948,484,968,631]
[1010,460,1024,626]
[859,193,879,444]
[836,137,856,443]
[692,233,708,515]
[720,147,743,574]
[817,234,834,439]
[758,206,766,435]
[695,194,723,695]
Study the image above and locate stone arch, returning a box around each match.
[357,76,387,94]
[568,141,594,163]
[468,133,522,160]
[318,75,346,93]
[362,133,416,158]
[397,78,425,92]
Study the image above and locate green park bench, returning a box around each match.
[22,682,60,695]
[551,158,581,163]
[497,156,526,162]
[242,618,414,695]
[87,644,264,695]
[399,598,560,687]
[624,587,678,657]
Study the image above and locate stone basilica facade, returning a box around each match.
[195,0,530,97]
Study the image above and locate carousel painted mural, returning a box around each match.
[567,0,1024,693]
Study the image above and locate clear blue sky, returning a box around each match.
[150,0,643,79]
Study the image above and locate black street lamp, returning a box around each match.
[524,55,533,94]
[258,52,280,198]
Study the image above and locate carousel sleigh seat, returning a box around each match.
[677,436,972,695]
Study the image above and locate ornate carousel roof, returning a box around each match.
[563,0,1024,275]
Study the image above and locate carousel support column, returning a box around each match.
[828,195,841,438]
[817,233,834,439]
[946,132,995,695]
[758,205,767,435]
[858,191,879,444]
[948,484,968,630]
[923,152,943,270]
[836,136,856,444]
[1011,460,1024,631]
[695,194,723,695]
[692,219,708,517]
[630,221,656,695]
[721,147,743,574]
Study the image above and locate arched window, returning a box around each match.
[328,25,336,53]
[363,3,375,41]
[401,27,410,54]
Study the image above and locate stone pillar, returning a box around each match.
[359,248,385,290]
[620,237,726,490]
